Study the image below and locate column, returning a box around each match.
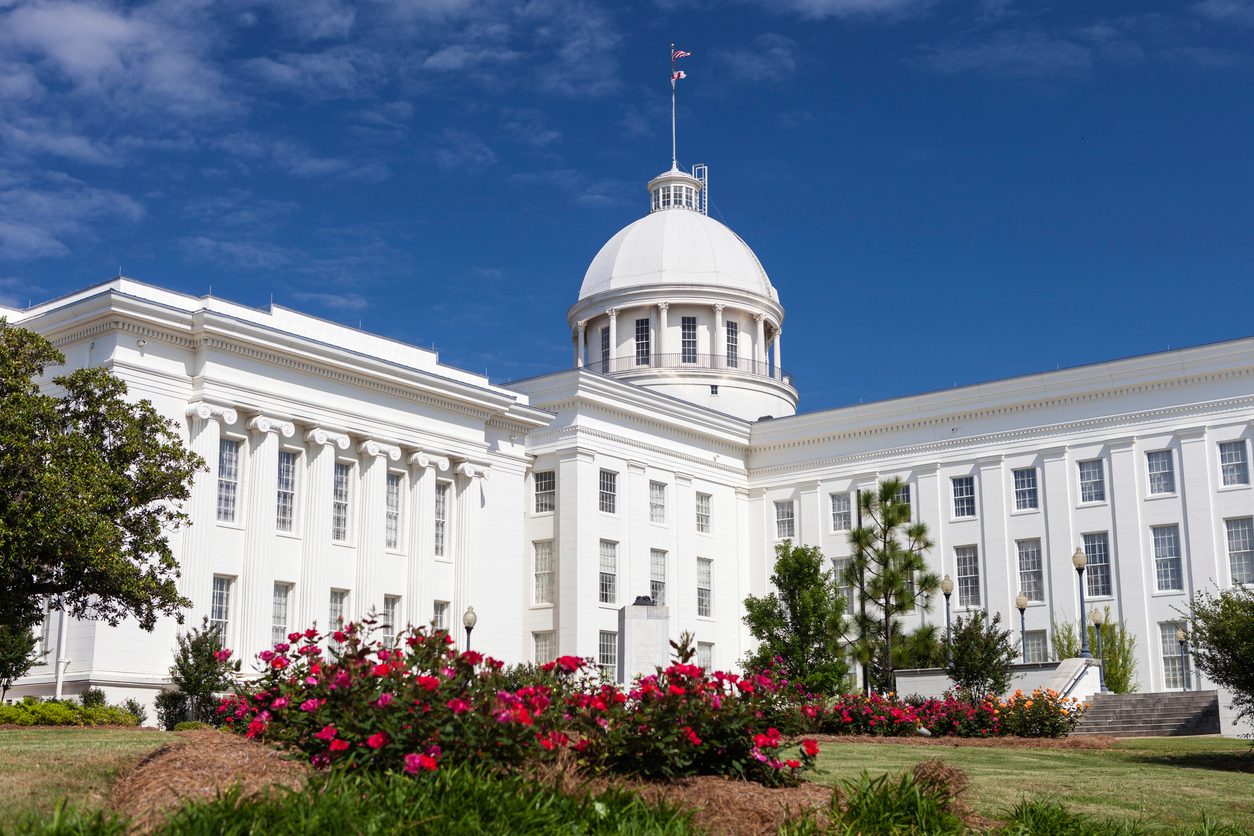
[713,304,725,367]
[799,480,822,546]
[576,321,587,368]
[754,314,766,372]
[405,452,445,628]
[453,462,488,640]
[356,440,401,619]
[239,415,294,660]
[180,402,237,618]
[976,455,1008,617]
[298,428,349,630]
[1177,428,1220,597]
[607,308,618,365]
[1039,446,1075,633]
[774,329,783,380]
[1107,438,1145,630]
[656,302,668,364]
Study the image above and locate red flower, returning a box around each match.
[304,628,318,640]
[405,753,438,773]
[367,732,389,749]
[447,698,470,715]
[786,759,801,769]
[314,724,337,741]
[329,739,350,752]
[801,739,820,757]
[212,649,233,662]
[682,726,702,746]
[462,650,484,665]
[668,684,687,697]
[372,663,391,676]
[416,675,441,691]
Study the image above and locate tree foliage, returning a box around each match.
[0,622,41,699]
[742,541,849,694]
[1051,609,1139,693]
[0,321,204,633]
[944,610,1018,698]
[1186,584,1254,729]
[843,478,938,692]
[166,616,239,726]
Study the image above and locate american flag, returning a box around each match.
[672,70,687,81]
[672,49,691,60]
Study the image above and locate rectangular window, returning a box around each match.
[831,557,856,612]
[1219,441,1250,486]
[210,575,232,638]
[830,492,852,532]
[696,492,711,534]
[1017,539,1044,602]
[533,631,555,664]
[599,540,617,604]
[896,484,912,518]
[598,630,618,680]
[697,641,714,671]
[955,546,981,608]
[385,473,402,550]
[276,450,298,532]
[681,316,697,363]
[599,469,617,514]
[1024,630,1048,664]
[952,476,976,518]
[697,557,713,617]
[1152,525,1184,592]
[383,595,401,645]
[1147,450,1176,495]
[725,320,738,368]
[533,540,555,605]
[1079,459,1106,503]
[432,600,449,631]
[328,589,348,628]
[216,439,241,522]
[271,583,291,647]
[534,470,555,513]
[635,317,650,366]
[1160,622,1185,689]
[332,462,351,542]
[1083,532,1113,597]
[600,326,610,373]
[649,480,666,524]
[774,500,795,539]
[39,599,52,656]
[1013,467,1038,511]
[1226,517,1254,584]
[650,549,667,606]
[434,482,449,558]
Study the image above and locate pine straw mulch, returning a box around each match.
[809,733,1116,750]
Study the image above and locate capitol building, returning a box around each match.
[6,157,1254,711]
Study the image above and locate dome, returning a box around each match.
[577,208,779,302]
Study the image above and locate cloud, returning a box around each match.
[499,108,561,148]
[1193,0,1254,27]
[183,189,300,230]
[920,30,1094,78]
[0,176,144,260]
[428,129,497,171]
[180,236,293,270]
[214,132,392,181]
[0,276,45,308]
[716,34,800,83]
[755,0,935,20]
[290,290,369,312]
[242,46,384,100]
[508,168,634,208]
[0,117,116,165]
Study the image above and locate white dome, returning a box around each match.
[578,209,778,302]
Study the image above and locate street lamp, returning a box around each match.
[1176,626,1191,692]
[1072,547,1093,658]
[1091,608,1107,693]
[462,606,477,652]
[1016,592,1029,662]
[940,575,954,663]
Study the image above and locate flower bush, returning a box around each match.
[818,692,921,736]
[913,694,1001,737]
[998,688,1084,737]
[812,689,1082,738]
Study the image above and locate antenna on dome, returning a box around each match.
[692,163,708,215]
[670,44,690,168]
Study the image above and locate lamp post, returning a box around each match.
[462,606,477,652]
[1016,592,1029,662]
[1072,547,1093,658]
[940,575,954,663]
[1091,608,1107,693]
[1176,626,1191,692]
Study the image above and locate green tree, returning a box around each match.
[742,541,849,694]
[0,321,204,633]
[0,622,41,700]
[1185,585,1254,730]
[944,610,1018,697]
[167,616,240,725]
[844,478,938,692]
[1050,609,1139,693]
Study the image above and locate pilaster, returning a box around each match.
[180,402,237,620]
[356,440,402,619]
[298,428,349,629]
[239,415,294,660]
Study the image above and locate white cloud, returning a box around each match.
[242,47,383,100]
[429,129,497,171]
[716,34,800,83]
[921,30,1094,78]
[1194,0,1254,27]
[290,290,368,312]
[180,236,293,270]
[0,176,144,260]
[757,0,935,20]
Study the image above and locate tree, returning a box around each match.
[1050,610,1140,693]
[944,610,1018,697]
[0,321,204,633]
[0,622,41,700]
[843,478,938,692]
[165,617,240,726]
[1185,585,1254,730]
[742,541,849,694]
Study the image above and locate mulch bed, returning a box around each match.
[810,733,1115,750]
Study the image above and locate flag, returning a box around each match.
[672,70,687,81]
[672,49,691,60]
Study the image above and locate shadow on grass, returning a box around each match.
[1126,749,1254,774]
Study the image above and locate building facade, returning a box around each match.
[6,161,1253,712]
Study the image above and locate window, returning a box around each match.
[681,316,697,363]
[276,450,298,532]
[329,589,348,628]
[332,462,351,541]
[1152,525,1184,592]
[434,482,449,558]
[533,540,555,604]
[599,470,617,514]
[831,557,856,611]
[650,549,667,606]
[697,641,714,671]
[598,630,618,681]
[952,476,976,518]
[697,557,713,617]
[1147,450,1176,495]
[1083,532,1113,597]
[1226,517,1254,584]
[383,595,401,645]
[649,481,666,524]
[216,439,241,522]
[774,500,795,539]
[1013,468,1038,511]
[600,326,610,372]
[210,575,233,638]
[830,493,851,532]
[1219,441,1250,486]
[1160,622,1185,689]
[726,321,739,368]
[1078,459,1106,503]
[1017,539,1044,602]
[533,631,555,664]
[534,471,555,513]
[432,601,449,631]
[271,583,291,646]
[696,493,711,533]
[39,599,52,656]
[385,473,402,550]
[599,540,617,604]
[954,546,981,607]
[634,317,650,366]
[1023,630,1048,664]
[895,484,912,518]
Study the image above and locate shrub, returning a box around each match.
[1187,584,1254,732]
[833,769,965,835]
[819,692,920,736]
[944,610,1018,698]
[173,721,213,731]
[168,617,238,725]
[1052,612,1140,693]
[812,689,1079,739]
[999,689,1085,737]
[914,693,1001,737]
[121,698,148,726]
[0,696,137,727]
[155,690,189,731]
[78,687,107,708]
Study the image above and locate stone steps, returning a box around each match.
[1071,690,1219,737]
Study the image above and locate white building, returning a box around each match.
[6,159,1253,714]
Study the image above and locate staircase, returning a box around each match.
[1072,690,1220,737]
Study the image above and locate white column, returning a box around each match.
[607,308,618,364]
[356,440,401,618]
[239,416,294,660]
[713,304,725,367]
[576,321,587,368]
[453,462,488,642]
[656,302,668,363]
[180,403,237,618]
[299,429,349,630]
[405,452,449,628]
[774,329,783,380]
[754,314,766,371]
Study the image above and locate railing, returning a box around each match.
[581,352,794,386]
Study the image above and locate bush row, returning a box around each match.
[0,697,139,727]
[817,688,1084,738]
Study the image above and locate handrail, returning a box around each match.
[581,352,794,386]
[1060,659,1097,700]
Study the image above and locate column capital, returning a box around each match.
[576,320,588,330]
[657,301,669,311]
[753,312,766,323]
[712,303,725,312]
[185,401,238,425]
[605,307,618,319]
[305,428,350,449]
[359,439,402,461]
[247,415,295,437]
[455,461,490,480]
[409,451,450,471]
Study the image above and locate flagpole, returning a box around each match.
[671,42,677,168]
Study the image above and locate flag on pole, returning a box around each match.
[672,49,691,60]
[672,70,687,81]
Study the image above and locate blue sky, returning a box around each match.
[2,0,1252,413]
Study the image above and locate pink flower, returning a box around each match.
[447,698,470,715]
[300,698,322,712]
[367,732,389,749]
[404,753,438,773]
[212,649,233,662]
[288,632,303,643]
[311,753,330,769]
[314,724,337,741]
[270,697,289,710]
[258,650,275,663]
[304,676,319,686]
[330,739,350,752]
[274,642,290,653]
[376,693,394,707]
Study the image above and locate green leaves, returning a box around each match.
[944,610,1018,698]
[1186,584,1254,727]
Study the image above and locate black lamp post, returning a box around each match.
[1016,592,1029,662]
[462,606,477,652]
[940,575,954,663]
[1072,547,1093,658]
[1091,608,1108,693]
[1176,626,1191,691]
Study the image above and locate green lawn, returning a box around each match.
[810,736,1254,831]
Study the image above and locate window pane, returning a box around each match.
[271,583,290,646]
[650,549,667,606]
[276,450,297,531]
[726,321,738,368]
[534,471,555,513]
[1219,441,1250,486]
[635,318,650,366]
[533,631,555,663]
[697,557,713,617]
[1017,539,1044,602]
[697,641,714,671]
[1013,468,1038,511]
[774,501,795,539]
[831,493,851,531]
[1152,525,1183,591]
[599,540,617,604]
[217,439,240,522]
[1226,517,1254,584]
[895,484,911,518]
[952,476,976,518]
[432,601,449,631]
[1160,622,1185,689]
[383,595,400,644]
[681,316,697,363]
[1079,459,1106,503]
[650,481,666,524]
[696,493,712,533]
[210,576,232,637]
[534,540,555,604]
[1083,532,1112,596]
[598,630,618,680]
[1147,451,1176,495]
[332,462,351,541]
[1023,630,1047,664]
[385,473,402,550]
[955,546,980,607]
[599,470,617,514]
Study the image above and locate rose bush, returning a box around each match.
[811,689,1083,738]
[998,688,1084,737]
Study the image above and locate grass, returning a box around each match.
[809,736,1254,832]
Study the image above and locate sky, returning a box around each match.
[1,0,1252,414]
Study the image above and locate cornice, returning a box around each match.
[545,426,745,477]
